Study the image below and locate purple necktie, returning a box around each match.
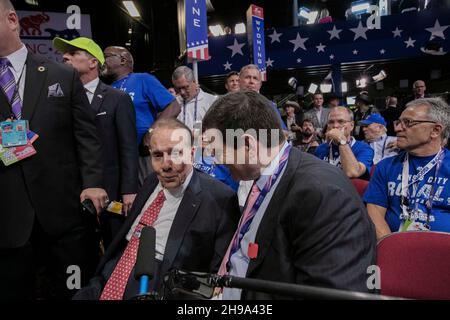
[0,57,22,119]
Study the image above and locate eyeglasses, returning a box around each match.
[394,118,437,128]
[327,119,352,126]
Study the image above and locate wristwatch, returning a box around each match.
[339,139,348,146]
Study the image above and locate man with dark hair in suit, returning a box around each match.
[202,91,376,300]
[0,1,108,299]
[54,37,139,248]
[74,118,240,300]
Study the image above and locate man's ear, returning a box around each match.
[431,123,443,139]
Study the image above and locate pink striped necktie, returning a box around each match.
[100,190,165,300]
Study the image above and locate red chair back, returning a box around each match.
[377,231,450,299]
[350,179,369,197]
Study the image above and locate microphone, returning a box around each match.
[133,226,158,300]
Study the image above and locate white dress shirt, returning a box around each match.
[369,134,398,165]
[126,169,193,261]
[83,77,100,104]
[177,89,217,131]
[3,45,27,102]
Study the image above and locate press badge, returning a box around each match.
[0,120,28,147]
[399,219,430,232]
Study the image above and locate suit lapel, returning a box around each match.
[21,52,48,122]
[90,81,107,113]
[161,171,202,274]
[246,149,301,276]
[0,90,10,120]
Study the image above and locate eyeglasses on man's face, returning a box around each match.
[394,118,437,128]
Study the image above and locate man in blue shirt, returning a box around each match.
[364,97,450,240]
[102,46,180,184]
[315,106,374,180]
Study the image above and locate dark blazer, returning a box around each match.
[74,169,240,299]
[240,149,376,299]
[0,52,103,249]
[91,81,138,200]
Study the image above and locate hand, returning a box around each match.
[326,128,346,145]
[80,188,109,214]
[122,193,137,216]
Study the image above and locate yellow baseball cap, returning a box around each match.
[53,37,105,66]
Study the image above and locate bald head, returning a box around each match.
[0,0,22,56]
[102,46,134,81]
[0,0,14,11]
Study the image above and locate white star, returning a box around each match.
[201,40,204,44]
[425,19,449,40]
[266,58,274,67]
[296,58,302,63]
[268,29,283,44]
[316,43,326,53]
[196,41,199,45]
[392,27,403,38]
[289,33,309,52]
[223,61,232,71]
[353,49,358,55]
[227,38,245,58]
[329,54,335,60]
[380,49,386,55]
[350,21,368,41]
[327,25,342,40]
[404,37,416,48]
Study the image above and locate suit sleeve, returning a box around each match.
[70,70,103,189]
[290,172,376,292]
[115,92,139,194]
[210,193,240,273]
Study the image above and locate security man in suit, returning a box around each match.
[53,37,139,248]
[74,118,240,300]
[0,1,108,299]
[202,91,376,300]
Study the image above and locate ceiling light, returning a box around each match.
[123,1,141,18]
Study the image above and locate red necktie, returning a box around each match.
[100,190,165,300]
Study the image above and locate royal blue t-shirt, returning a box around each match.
[315,139,374,179]
[112,73,175,144]
[363,149,450,232]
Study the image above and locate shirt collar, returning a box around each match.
[255,141,290,191]
[5,44,27,73]
[84,77,100,94]
[373,133,387,143]
[158,168,194,200]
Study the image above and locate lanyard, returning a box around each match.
[117,74,130,91]
[183,93,199,124]
[229,144,292,259]
[400,149,445,225]
[328,137,356,166]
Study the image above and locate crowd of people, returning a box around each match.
[1,0,450,300]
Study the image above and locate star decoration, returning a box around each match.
[329,54,335,60]
[380,49,386,55]
[392,27,403,38]
[327,25,342,40]
[350,21,368,41]
[425,19,449,40]
[296,58,302,63]
[353,49,359,55]
[316,43,326,53]
[223,61,232,71]
[266,58,274,67]
[289,33,309,52]
[268,29,283,44]
[227,39,245,58]
[404,37,416,48]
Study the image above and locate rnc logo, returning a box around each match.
[66,5,81,30]
[66,265,81,290]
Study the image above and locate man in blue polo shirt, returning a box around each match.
[315,106,374,180]
[102,46,180,184]
[364,98,450,240]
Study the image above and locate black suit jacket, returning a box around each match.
[90,81,138,200]
[74,169,240,299]
[240,149,376,299]
[0,52,103,248]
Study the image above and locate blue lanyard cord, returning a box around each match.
[183,93,199,124]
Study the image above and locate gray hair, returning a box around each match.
[172,66,195,83]
[406,97,450,140]
[239,64,260,77]
[329,106,354,121]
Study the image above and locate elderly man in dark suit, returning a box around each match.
[74,118,240,300]
[202,91,376,300]
[53,37,139,247]
[0,1,107,299]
